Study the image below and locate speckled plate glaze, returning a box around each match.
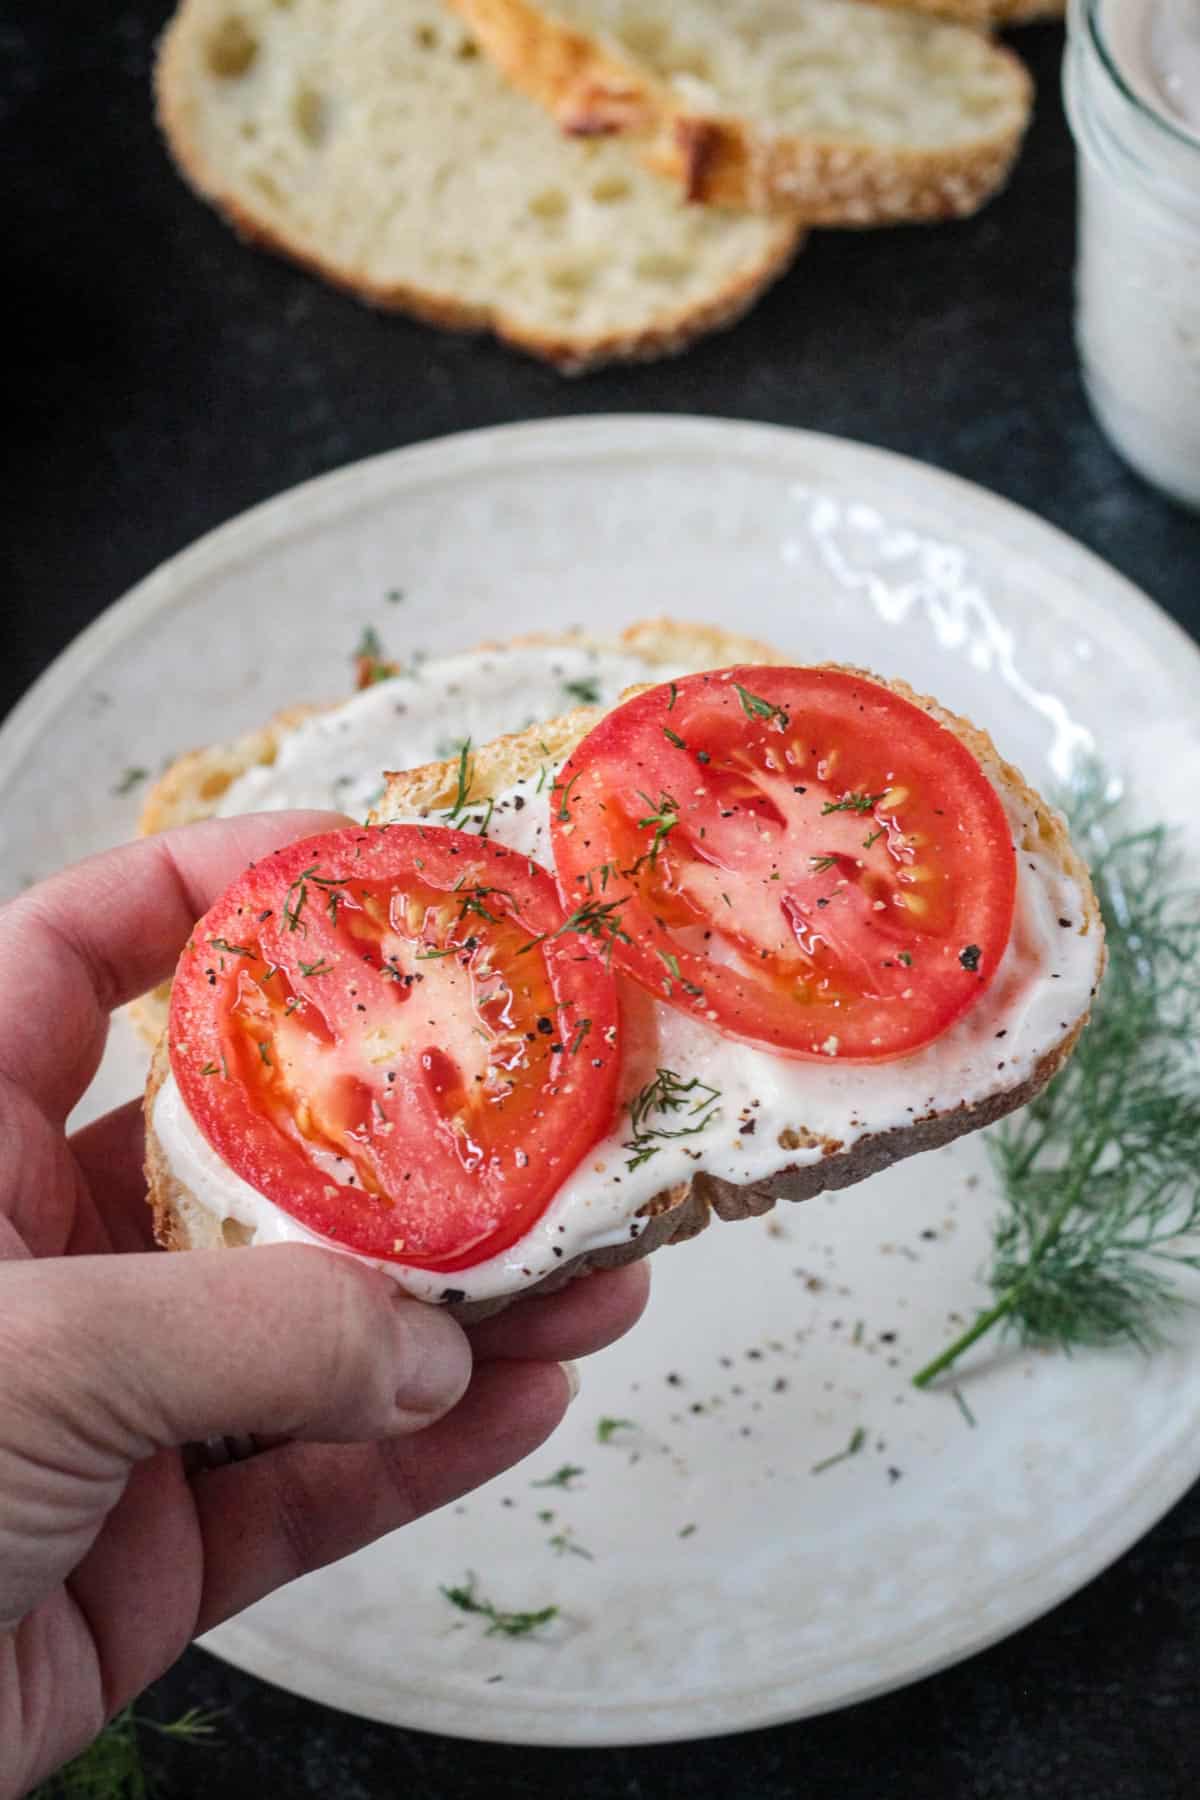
[4,418,1199,1745]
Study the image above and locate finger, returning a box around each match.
[67,1099,156,1254]
[0,809,351,1120]
[192,1359,571,1633]
[0,1245,472,1478]
[467,1263,651,1364]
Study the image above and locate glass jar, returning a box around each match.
[1064,0,1200,511]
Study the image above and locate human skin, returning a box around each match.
[0,812,649,1796]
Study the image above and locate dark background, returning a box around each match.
[7,5,1200,1795]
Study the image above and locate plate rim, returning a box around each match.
[4,416,1199,775]
[8,414,1200,1745]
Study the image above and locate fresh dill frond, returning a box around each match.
[34,1705,221,1799]
[913,764,1200,1388]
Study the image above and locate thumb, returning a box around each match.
[1,1245,472,1464]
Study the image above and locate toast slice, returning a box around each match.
[445,0,1034,221]
[155,0,803,372]
[144,661,1102,1321]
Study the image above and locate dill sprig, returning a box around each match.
[631,789,679,871]
[519,898,632,967]
[34,1705,221,1799]
[913,766,1200,1389]
[624,1067,721,1171]
[443,740,474,824]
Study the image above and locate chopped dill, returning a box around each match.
[441,1574,558,1638]
[519,899,631,967]
[821,791,885,817]
[531,1463,584,1490]
[207,937,255,959]
[811,1426,866,1475]
[632,790,679,870]
[443,741,474,824]
[548,1533,593,1560]
[553,771,581,823]
[624,1068,721,1171]
[733,684,789,728]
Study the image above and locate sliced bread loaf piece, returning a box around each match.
[155,0,803,370]
[446,0,1034,221]
[144,661,1101,1321]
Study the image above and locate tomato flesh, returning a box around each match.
[170,827,620,1270]
[550,667,1017,1061]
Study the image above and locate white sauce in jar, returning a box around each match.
[1065,0,1200,510]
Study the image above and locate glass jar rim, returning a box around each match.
[1082,0,1200,159]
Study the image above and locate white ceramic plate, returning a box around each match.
[4,418,1199,1746]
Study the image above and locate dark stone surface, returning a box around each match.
[6,3,1200,1794]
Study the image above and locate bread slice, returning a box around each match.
[145,660,1103,1321]
[154,0,803,372]
[445,0,1033,222]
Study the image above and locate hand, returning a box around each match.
[0,814,649,1797]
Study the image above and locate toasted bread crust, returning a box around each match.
[445,0,1033,223]
[145,656,1102,1320]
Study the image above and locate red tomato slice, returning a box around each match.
[550,667,1016,1062]
[170,827,620,1272]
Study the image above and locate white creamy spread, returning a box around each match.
[1067,0,1200,509]
[216,643,670,822]
[154,655,1103,1306]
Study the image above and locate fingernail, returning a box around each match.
[392,1302,472,1430]
[559,1360,581,1405]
